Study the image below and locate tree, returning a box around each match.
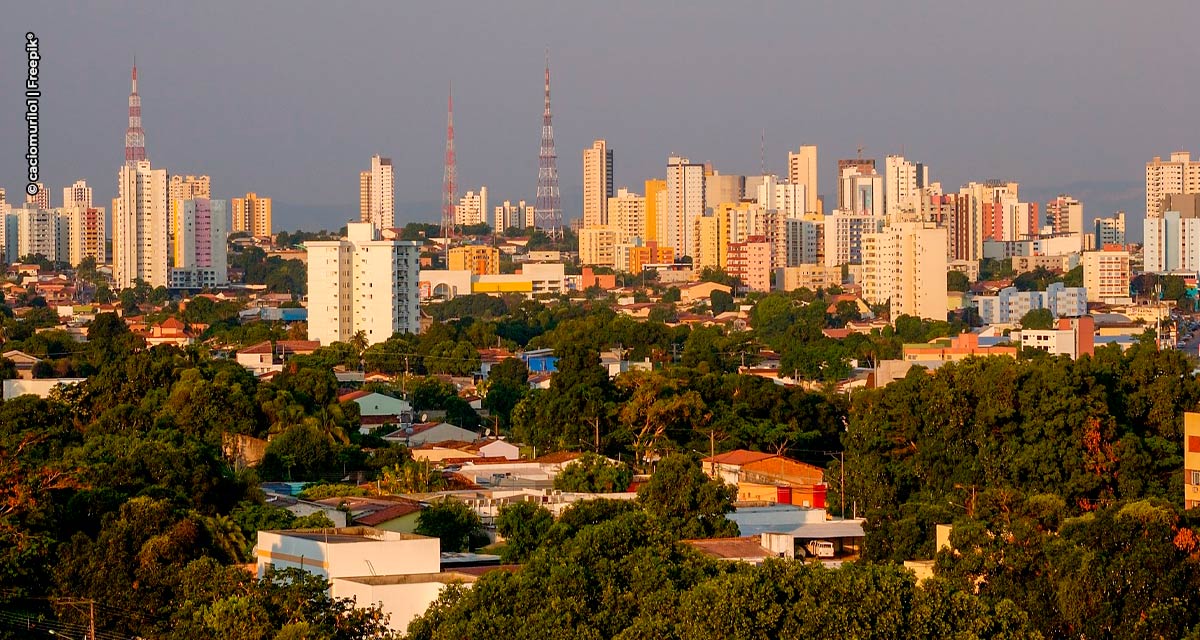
[259,424,336,481]
[554,453,634,492]
[661,287,681,303]
[710,289,735,315]
[947,270,970,292]
[415,498,483,552]
[636,453,738,539]
[495,501,553,562]
[1019,308,1054,330]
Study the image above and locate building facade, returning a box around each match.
[306,222,421,346]
[1146,152,1200,218]
[170,198,228,288]
[447,245,500,276]
[861,221,948,321]
[666,156,705,259]
[62,180,92,208]
[787,145,820,214]
[360,155,395,231]
[455,188,488,227]
[114,160,169,288]
[1082,248,1131,303]
[232,192,273,238]
[582,140,614,228]
[884,155,927,218]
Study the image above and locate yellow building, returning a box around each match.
[1185,412,1200,510]
[231,192,273,238]
[582,140,613,228]
[448,245,500,276]
[608,189,646,241]
[578,227,617,267]
[644,179,666,243]
[694,215,725,270]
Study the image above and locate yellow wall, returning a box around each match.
[644,179,666,242]
[472,281,533,293]
[449,246,500,275]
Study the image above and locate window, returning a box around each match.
[1190,436,1200,454]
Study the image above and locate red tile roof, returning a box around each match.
[352,501,423,526]
[703,449,778,467]
[533,451,582,464]
[338,389,372,402]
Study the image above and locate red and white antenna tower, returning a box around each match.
[535,50,562,239]
[125,61,146,164]
[441,84,457,248]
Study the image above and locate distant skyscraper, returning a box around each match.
[666,156,705,258]
[60,206,106,266]
[884,155,928,218]
[535,53,562,237]
[456,188,488,227]
[171,198,229,288]
[360,155,395,231]
[862,221,948,321]
[836,158,875,207]
[63,180,92,208]
[1045,195,1083,239]
[493,200,533,233]
[168,175,211,237]
[839,166,883,217]
[231,192,272,238]
[644,179,666,243]
[15,206,60,262]
[788,145,820,214]
[114,160,168,288]
[582,140,614,228]
[1094,211,1126,248]
[1146,152,1200,218]
[25,183,48,209]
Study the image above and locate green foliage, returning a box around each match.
[416,499,483,552]
[637,453,738,539]
[709,289,735,315]
[259,424,336,481]
[947,269,970,292]
[554,453,634,493]
[297,483,369,500]
[1019,308,1055,330]
[495,501,554,562]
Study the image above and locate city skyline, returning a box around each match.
[2,2,1198,238]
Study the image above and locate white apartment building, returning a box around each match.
[787,145,820,214]
[493,200,534,233]
[1082,248,1131,303]
[1146,152,1200,217]
[62,180,93,208]
[360,155,395,231]
[1144,210,1200,274]
[59,206,107,266]
[861,221,948,321]
[16,207,63,263]
[884,155,928,218]
[839,166,884,217]
[666,156,705,259]
[306,222,420,346]
[823,209,885,267]
[975,282,1088,325]
[608,188,646,241]
[582,140,613,228]
[170,198,229,288]
[455,187,488,227]
[114,160,169,289]
[1094,212,1126,248]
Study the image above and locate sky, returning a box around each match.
[2,1,1198,241]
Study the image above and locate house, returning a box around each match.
[237,340,322,375]
[412,439,521,464]
[902,332,1018,362]
[310,496,424,533]
[678,282,733,304]
[143,317,195,347]
[2,350,41,380]
[382,422,480,447]
[339,391,412,419]
[702,449,827,507]
[257,527,508,634]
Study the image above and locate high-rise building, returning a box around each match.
[1094,211,1126,248]
[170,198,228,288]
[644,179,666,242]
[231,192,273,238]
[839,166,883,217]
[862,221,948,321]
[62,180,93,209]
[1082,248,1131,303]
[726,235,772,293]
[582,140,614,228]
[666,156,705,258]
[705,171,744,208]
[0,211,18,264]
[306,222,421,346]
[1146,152,1200,218]
[114,160,168,289]
[15,207,61,262]
[608,188,646,242]
[884,155,928,218]
[448,245,500,275]
[493,200,533,233]
[360,155,395,231]
[958,181,1019,262]
[60,206,107,266]
[455,188,489,227]
[25,183,48,210]
[836,158,875,206]
[787,145,820,214]
[168,175,211,238]
[824,209,886,267]
[1143,197,1200,273]
[983,199,1038,242]
[1045,195,1083,237]
[578,227,618,267]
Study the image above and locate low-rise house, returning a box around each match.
[382,422,480,447]
[236,340,321,375]
[702,449,826,508]
[902,332,1018,362]
[2,349,41,380]
[143,317,196,347]
[678,281,732,304]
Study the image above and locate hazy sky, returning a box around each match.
[3,1,1198,240]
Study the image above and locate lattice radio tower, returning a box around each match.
[125,61,146,164]
[535,51,562,239]
[441,84,457,249]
